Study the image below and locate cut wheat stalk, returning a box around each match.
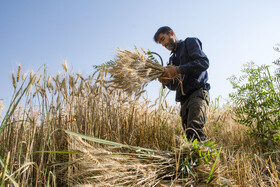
[105,48,186,97]
[63,130,228,186]
[105,48,166,95]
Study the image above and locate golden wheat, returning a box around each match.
[12,73,16,89]
[22,73,27,80]
[17,64,21,83]
[62,60,68,72]
[47,76,52,88]
[106,48,165,95]
[2,63,280,186]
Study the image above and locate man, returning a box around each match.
[154,26,210,142]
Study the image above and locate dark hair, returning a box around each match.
[153,26,173,43]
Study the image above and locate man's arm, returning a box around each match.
[178,38,209,75]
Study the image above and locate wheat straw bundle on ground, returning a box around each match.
[106,48,166,94]
[63,134,227,186]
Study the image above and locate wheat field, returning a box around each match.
[0,58,279,186]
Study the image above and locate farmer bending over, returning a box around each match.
[154,26,210,142]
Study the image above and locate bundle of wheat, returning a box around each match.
[65,136,181,186]
[106,48,166,95]
[62,131,228,186]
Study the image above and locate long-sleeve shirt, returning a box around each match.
[166,37,210,103]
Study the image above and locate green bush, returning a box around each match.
[228,49,280,148]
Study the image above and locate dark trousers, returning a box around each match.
[180,88,210,141]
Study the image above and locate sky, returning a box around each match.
[1,0,280,108]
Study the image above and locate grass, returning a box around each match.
[0,57,279,186]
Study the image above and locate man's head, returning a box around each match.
[153,26,178,51]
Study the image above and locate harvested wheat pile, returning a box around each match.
[61,131,229,187]
[106,48,166,95]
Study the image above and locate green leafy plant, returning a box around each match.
[228,51,280,148]
[93,60,115,71]
[176,137,221,184]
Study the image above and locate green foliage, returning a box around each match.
[179,137,220,182]
[228,55,280,147]
[0,153,18,187]
[146,49,167,66]
[93,60,116,71]
[146,49,160,64]
[206,146,222,184]
[1,77,33,130]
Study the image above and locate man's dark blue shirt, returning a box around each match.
[166,37,210,103]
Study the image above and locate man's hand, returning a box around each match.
[158,77,170,88]
[158,66,180,88]
[163,65,180,79]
